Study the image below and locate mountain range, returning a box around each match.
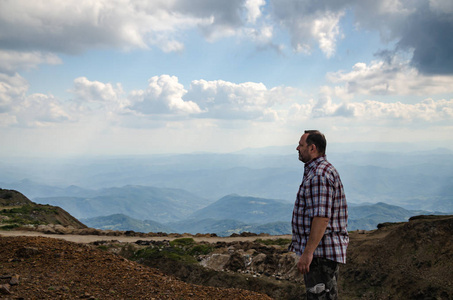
[1,147,452,235]
[70,190,448,236]
[33,185,210,223]
[2,149,452,211]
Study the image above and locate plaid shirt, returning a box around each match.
[289,155,349,264]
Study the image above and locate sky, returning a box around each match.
[1,0,453,157]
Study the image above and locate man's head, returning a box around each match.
[297,130,326,163]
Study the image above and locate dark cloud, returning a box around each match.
[397,7,453,75]
[174,0,245,38]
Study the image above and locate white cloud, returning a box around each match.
[0,0,253,54]
[270,0,345,57]
[0,72,78,127]
[288,94,453,124]
[187,79,296,120]
[335,98,453,122]
[129,75,202,115]
[0,73,28,113]
[71,77,128,114]
[244,0,266,23]
[16,93,74,127]
[327,59,453,97]
[0,50,61,75]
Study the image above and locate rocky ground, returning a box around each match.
[2,215,453,299]
[0,235,272,299]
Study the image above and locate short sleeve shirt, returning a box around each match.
[289,155,349,264]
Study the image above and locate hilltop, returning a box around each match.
[0,189,86,230]
[341,215,453,299]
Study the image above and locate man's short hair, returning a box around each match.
[304,130,326,155]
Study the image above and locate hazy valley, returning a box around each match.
[1,145,452,235]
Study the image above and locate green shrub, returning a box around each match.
[97,245,110,251]
[0,224,20,230]
[131,239,214,265]
[132,246,197,264]
[170,238,195,247]
[188,244,213,256]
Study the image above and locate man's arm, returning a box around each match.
[297,216,329,274]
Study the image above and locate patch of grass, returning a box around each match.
[188,244,213,256]
[170,238,195,247]
[130,238,213,265]
[2,204,58,215]
[0,224,20,231]
[133,246,197,264]
[97,245,110,251]
[0,204,58,227]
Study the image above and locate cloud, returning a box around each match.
[351,0,453,75]
[0,72,78,127]
[244,0,266,23]
[266,0,453,73]
[270,0,345,57]
[128,75,202,115]
[0,77,75,128]
[187,79,296,120]
[335,98,453,122]
[15,93,74,127]
[289,96,453,124]
[0,0,260,55]
[0,73,28,113]
[71,77,128,114]
[0,50,61,75]
[326,58,453,96]
[73,76,299,122]
[397,3,453,75]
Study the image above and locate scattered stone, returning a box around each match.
[15,246,40,258]
[9,274,20,286]
[0,284,11,295]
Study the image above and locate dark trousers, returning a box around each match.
[304,257,339,300]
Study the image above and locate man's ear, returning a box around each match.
[309,144,317,153]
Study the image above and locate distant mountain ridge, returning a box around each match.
[80,214,173,233]
[34,185,210,223]
[64,191,449,236]
[2,150,452,211]
[188,194,293,224]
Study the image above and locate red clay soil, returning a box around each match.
[0,235,272,299]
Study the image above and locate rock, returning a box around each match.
[77,228,101,235]
[225,252,244,272]
[9,274,20,286]
[54,225,74,234]
[199,254,231,271]
[0,284,11,295]
[15,246,40,258]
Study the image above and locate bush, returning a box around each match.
[188,244,213,256]
[170,238,195,247]
[0,224,20,230]
[130,238,213,265]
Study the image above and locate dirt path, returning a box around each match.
[0,230,292,244]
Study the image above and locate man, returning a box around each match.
[289,130,349,300]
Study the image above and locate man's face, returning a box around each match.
[297,133,311,163]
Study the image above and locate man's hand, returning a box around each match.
[297,251,313,274]
[297,216,329,274]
